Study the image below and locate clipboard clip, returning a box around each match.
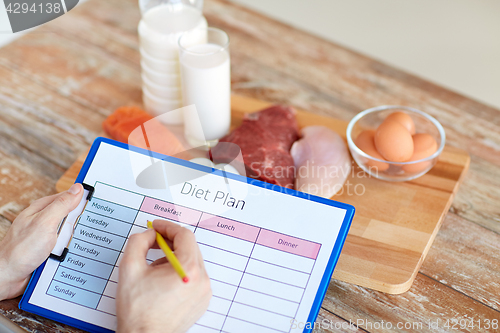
[49,183,94,262]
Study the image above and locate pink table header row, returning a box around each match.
[257,229,321,259]
[140,197,320,259]
[199,213,320,259]
[140,197,201,226]
[199,214,260,243]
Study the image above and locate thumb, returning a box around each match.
[36,183,84,230]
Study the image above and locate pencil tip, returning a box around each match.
[183,277,189,283]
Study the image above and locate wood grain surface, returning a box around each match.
[0,0,499,331]
[55,94,470,295]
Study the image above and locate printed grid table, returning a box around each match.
[47,182,321,333]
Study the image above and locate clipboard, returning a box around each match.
[20,137,355,333]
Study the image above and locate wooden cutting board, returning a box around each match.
[56,94,470,294]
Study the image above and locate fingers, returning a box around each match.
[121,229,156,273]
[23,184,84,217]
[34,184,84,230]
[151,220,200,264]
[150,257,168,267]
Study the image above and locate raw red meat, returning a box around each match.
[211,105,299,188]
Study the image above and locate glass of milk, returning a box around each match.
[138,0,206,124]
[179,27,230,148]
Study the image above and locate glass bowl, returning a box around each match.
[346,105,446,181]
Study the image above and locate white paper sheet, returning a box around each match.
[27,141,350,333]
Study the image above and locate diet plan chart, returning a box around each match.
[22,139,354,333]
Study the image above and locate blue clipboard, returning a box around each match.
[20,137,355,333]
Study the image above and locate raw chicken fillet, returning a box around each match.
[291,126,351,198]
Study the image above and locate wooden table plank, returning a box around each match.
[48,1,141,69]
[0,64,101,220]
[323,272,500,333]
[0,33,141,114]
[420,213,500,311]
[315,310,366,333]
[317,211,500,332]
[0,0,498,331]
[0,297,85,333]
[451,158,500,233]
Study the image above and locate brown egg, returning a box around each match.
[403,133,438,173]
[354,130,389,171]
[374,120,414,162]
[385,111,416,135]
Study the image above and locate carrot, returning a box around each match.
[102,106,187,158]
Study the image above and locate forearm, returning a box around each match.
[0,254,12,301]
[0,247,27,301]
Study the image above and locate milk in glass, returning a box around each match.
[180,40,230,146]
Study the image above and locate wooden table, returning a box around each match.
[0,0,498,331]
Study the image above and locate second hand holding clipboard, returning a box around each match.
[49,183,95,262]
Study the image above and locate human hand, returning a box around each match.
[116,220,212,333]
[0,183,83,301]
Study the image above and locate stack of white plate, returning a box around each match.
[137,4,207,125]
[140,48,182,122]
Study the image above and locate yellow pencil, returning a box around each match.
[147,221,189,283]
